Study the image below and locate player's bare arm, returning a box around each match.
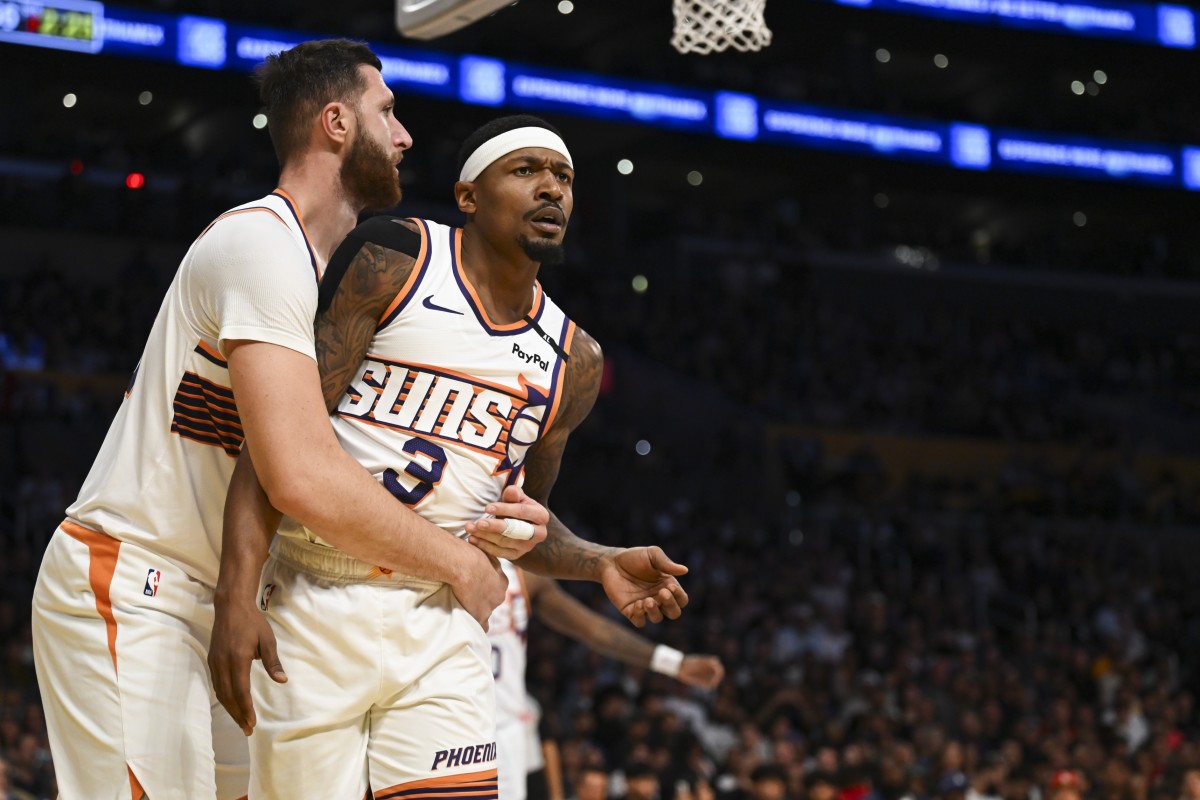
[527,571,723,689]
[514,328,690,627]
[526,571,655,662]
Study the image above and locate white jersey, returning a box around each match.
[66,190,322,587]
[490,560,532,727]
[279,217,575,548]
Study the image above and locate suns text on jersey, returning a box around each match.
[337,357,550,465]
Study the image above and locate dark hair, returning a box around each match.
[255,38,382,168]
[456,114,562,178]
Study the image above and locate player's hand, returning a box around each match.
[463,485,549,561]
[679,655,725,691]
[450,547,508,631]
[208,596,287,736]
[599,546,689,628]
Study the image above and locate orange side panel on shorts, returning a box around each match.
[128,765,145,800]
[60,520,121,670]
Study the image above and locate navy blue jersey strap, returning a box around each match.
[318,215,424,313]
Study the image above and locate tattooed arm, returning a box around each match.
[515,328,690,627]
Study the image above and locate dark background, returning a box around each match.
[1,2,1198,799]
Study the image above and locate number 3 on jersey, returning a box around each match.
[382,437,447,505]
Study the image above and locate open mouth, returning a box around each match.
[529,206,565,234]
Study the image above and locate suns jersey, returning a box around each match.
[490,560,533,727]
[278,217,575,547]
[66,191,322,587]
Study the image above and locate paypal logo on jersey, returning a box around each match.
[512,342,549,371]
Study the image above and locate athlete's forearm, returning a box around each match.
[515,511,616,581]
[273,441,477,585]
[534,579,655,666]
[229,340,477,587]
[215,448,278,607]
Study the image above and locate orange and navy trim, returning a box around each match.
[271,189,322,282]
[171,365,243,457]
[450,228,546,336]
[193,340,227,368]
[374,768,498,800]
[196,205,288,243]
[378,217,433,330]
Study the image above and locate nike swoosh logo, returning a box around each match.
[422,295,464,315]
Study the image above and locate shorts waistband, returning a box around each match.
[270,535,444,588]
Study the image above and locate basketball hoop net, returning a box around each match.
[671,0,772,54]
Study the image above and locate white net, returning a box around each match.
[671,0,772,54]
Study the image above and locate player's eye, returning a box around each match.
[557,172,572,184]
[515,166,533,175]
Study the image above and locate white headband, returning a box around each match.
[458,126,573,182]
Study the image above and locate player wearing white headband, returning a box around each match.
[215,114,692,799]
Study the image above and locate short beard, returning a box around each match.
[340,121,402,211]
[518,235,565,266]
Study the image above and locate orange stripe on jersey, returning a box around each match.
[539,319,575,434]
[196,206,288,242]
[377,218,430,325]
[366,356,551,404]
[60,520,121,670]
[195,339,226,364]
[334,412,512,461]
[452,228,544,331]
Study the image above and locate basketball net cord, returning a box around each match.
[671,0,773,54]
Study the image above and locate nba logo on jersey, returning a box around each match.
[143,569,161,597]
[260,583,276,611]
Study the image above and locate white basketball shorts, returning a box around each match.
[249,537,497,800]
[31,521,249,800]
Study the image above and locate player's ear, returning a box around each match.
[320,101,352,146]
[455,180,478,214]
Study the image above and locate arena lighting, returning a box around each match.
[821,0,1196,48]
[125,171,144,188]
[1,2,1198,191]
[69,159,84,175]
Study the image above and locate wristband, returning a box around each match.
[650,645,684,677]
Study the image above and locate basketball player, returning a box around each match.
[214,114,692,798]
[29,41,548,800]
[491,560,724,800]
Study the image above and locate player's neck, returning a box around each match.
[460,227,539,324]
[276,162,361,265]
